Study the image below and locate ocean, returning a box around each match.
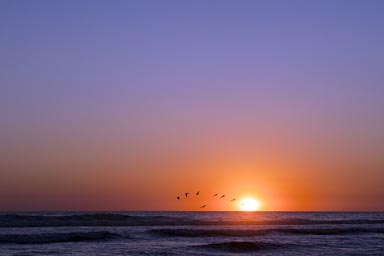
[0,211,383,255]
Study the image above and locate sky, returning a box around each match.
[0,0,383,211]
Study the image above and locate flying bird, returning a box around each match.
[200,205,207,208]
[185,192,189,198]
[220,195,225,198]
[231,198,236,202]
[176,196,180,200]
[213,194,218,196]
[196,191,200,195]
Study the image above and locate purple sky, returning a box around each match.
[1,0,383,211]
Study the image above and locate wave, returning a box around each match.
[277,227,384,235]
[151,229,269,237]
[195,241,287,252]
[0,213,184,227]
[0,231,118,244]
[1,213,384,227]
[151,227,384,237]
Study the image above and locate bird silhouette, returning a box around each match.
[200,205,207,208]
[185,192,189,198]
[230,198,236,202]
[213,193,218,196]
[220,195,225,198]
[176,196,180,200]
[196,191,200,195]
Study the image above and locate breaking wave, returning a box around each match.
[1,213,384,227]
[0,231,118,244]
[151,227,384,237]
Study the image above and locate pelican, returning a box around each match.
[220,195,225,198]
[196,191,200,196]
[200,205,207,208]
[185,192,189,198]
[213,193,218,196]
[176,196,180,200]
[231,198,236,202]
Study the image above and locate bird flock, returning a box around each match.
[176,190,237,209]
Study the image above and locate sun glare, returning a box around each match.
[239,198,261,211]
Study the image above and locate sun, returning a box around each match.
[238,197,261,211]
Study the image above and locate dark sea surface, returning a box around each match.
[0,211,383,255]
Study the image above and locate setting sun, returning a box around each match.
[239,198,261,211]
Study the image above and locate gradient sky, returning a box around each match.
[1,0,383,211]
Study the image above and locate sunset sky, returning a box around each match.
[1,0,383,211]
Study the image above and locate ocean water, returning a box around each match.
[0,212,383,255]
